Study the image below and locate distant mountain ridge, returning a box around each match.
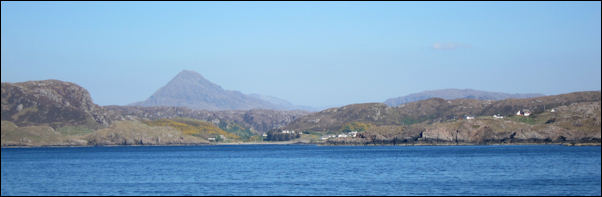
[131,70,309,111]
[384,89,544,106]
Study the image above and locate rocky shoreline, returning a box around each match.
[2,141,600,148]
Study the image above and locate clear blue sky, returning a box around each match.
[2,2,600,108]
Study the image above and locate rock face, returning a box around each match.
[1,80,111,129]
[131,70,298,111]
[384,88,544,106]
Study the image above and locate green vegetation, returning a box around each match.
[509,115,536,125]
[142,118,240,140]
[248,135,264,142]
[340,122,372,133]
[1,120,84,146]
[401,117,421,125]
[56,125,95,136]
[265,131,299,141]
[86,120,208,145]
[218,122,255,141]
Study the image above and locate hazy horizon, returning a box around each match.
[2,2,601,107]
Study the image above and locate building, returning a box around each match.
[516,110,532,116]
[465,115,475,120]
[550,109,556,113]
[493,114,504,119]
[281,130,297,134]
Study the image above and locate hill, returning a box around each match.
[1,80,112,129]
[286,91,601,145]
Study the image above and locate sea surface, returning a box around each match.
[1,145,601,196]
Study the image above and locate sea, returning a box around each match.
[1,145,600,196]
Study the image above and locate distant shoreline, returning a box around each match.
[2,142,600,148]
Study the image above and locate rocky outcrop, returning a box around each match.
[1,80,112,129]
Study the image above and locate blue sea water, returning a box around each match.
[1,145,600,196]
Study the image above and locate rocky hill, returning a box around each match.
[1,80,112,129]
[286,91,601,145]
[384,89,544,106]
[131,70,305,111]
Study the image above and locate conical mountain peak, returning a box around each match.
[132,70,293,110]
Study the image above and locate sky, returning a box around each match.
[1,2,601,108]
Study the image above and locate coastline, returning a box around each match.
[2,141,600,148]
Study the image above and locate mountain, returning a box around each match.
[131,70,307,111]
[384,89,544,106]
[286,91,601,145]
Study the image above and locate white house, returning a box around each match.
[466,116,475,120]
[262,133,268,137]
[550,109,556,113]
[516,110,532,116]
[208,137,216,141]
[493,114,504,119]
[281,130,297,134]
[337,134,348,138]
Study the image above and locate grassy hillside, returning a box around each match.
[1,120,87,146]
[86,120,208,145]
[142,118,240,141]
